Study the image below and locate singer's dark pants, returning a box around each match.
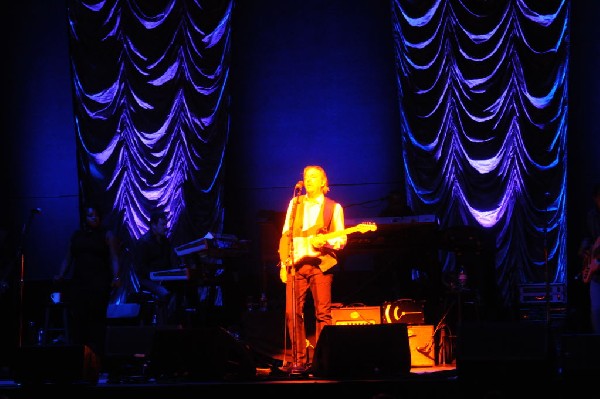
[285,262,333,365]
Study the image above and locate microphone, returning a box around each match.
[295,181,304,191]
[31,208,42,214]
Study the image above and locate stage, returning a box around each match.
[0,361,585,399]
[0,279,596,399]
[0,321,596,399]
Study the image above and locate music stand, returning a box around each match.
[16,210,41,347]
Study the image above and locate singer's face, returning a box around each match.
[85,208,100,228]
[304,168,324,195]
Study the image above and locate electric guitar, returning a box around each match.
[582,236,600,284]
[279,222,377,273]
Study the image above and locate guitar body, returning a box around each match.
[278,222,377,275]
[582,236,600,284]
[278,233,339,273]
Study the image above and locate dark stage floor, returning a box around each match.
[0,321,597,399]
[0,362,588,399]
[0,287,596,399]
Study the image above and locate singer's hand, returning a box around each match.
[279,266,287,284]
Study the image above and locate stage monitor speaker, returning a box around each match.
[105,326,156,357]
[104,326,156,380]
[12,344,99,385]
[148,326,256,381]
[311,323,411,378]
[457,321,556,382]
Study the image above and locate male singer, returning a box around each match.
[278,165,346,374]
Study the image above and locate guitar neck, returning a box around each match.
[319,226,361,241]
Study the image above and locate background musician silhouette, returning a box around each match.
[134,211,178,325]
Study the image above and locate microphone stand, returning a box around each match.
[543,192,551,347]
[287,185,303,375]
[17,210,39,348]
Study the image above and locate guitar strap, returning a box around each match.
[322,197,335,233]
[291,197,335,236]
[320,198,338,265]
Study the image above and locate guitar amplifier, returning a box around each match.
[407,325,435,367]
[382,299,425,325]
[331,306,381,325]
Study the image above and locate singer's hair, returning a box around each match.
[82,202,102,218]
[303,165,330,195]
[80,202,103,231]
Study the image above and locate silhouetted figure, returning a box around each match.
[55,204,120,367]
[135,211,178,324]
